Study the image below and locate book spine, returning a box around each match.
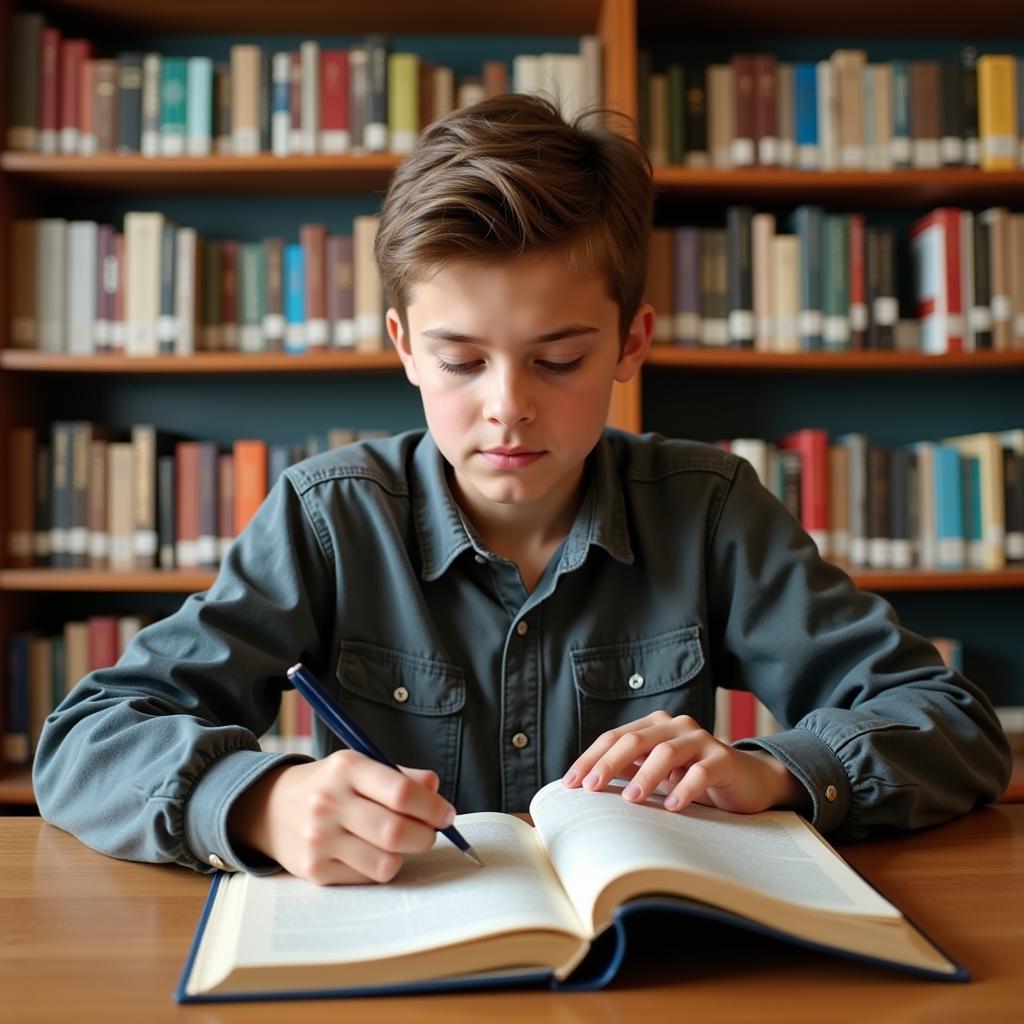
[726,206,754,347]
[159,56,187,156]
[321,49,351,153]
[284,243,307,353]
[271,51,291,157]
[158,453,176,569]
[364,34,389,152]
[158,222,177,354]
[186,56,213,156]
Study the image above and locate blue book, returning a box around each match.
[159,56,188,156]
[793,62,819,167]
[934,445,965,569]
[790,205,823,350]
[962,454,984,569]
[891,60,912,168]
[175,781,967,1003]
[284,243,306,354]
[186,56,213,157]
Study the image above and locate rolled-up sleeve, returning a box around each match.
[707,458,1013,840]
[32,472,333,873]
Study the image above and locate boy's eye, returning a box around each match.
[435,356,585,376]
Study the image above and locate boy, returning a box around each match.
[34,95,1011,887]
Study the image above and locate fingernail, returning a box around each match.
[623,783,641,801]
[563,768,578,785]
[664,795,680,811]
[583,771,601,789]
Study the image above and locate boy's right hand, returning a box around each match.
[227,750,456,885]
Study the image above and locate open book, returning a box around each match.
[177,780,965,1002]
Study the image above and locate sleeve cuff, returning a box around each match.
[733,727,851,834]
[184,748,314,875]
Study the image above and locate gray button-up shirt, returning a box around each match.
[33,429,1012,875]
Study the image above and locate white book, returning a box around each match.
[66,221,98,356]
[107,443,135,571]
[300,40,320,155]
[752,213,775,352]
[174,227,198,356]
[579,36,603,115]
[771,235,800,352]
[124,212,165,357]
[457,80,486,110]
[512,54,540,95]
[353,216,382,352]
[914,442,937,570]
[729,439,770,489]
[37,218,67,353]
[186,57,213,157]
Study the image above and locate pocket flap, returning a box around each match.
[336,641,465,716]
[571,626,704,700]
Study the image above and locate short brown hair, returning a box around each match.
[374,93,654,345]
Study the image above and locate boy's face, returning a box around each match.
[387,247,653,530]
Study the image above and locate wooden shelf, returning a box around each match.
[0,349,402,374]
[0,152,404,195]
[645,348,1024,371]
[0,570,216,592]
[40,0,603,35]
[2,567,1023,593]
[652,168,1024,206]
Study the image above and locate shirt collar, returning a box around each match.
[412,431,634,582]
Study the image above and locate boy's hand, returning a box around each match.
[228,750,456,885]
[562,710,810,815]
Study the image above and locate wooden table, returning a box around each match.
[1,808,1022,1023]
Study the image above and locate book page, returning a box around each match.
[224,813,586,969]
[529,781,899,935]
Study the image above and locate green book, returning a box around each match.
[822,214,850,352]
[239,243,267,353]
[159,56,188,155]
[667,63,686,165]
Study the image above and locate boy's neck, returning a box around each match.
[448,464,586,570]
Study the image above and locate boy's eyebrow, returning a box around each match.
[420,324,600,345]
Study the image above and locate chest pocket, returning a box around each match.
[335,641,465,804]
[570,625,706,753]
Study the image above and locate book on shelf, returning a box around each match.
[716,428,1024,571]
[638,46,1024,172]
[5,424,391,572]
[176,779,965,1003]
[4,12,603,158]
[8,214,384,357]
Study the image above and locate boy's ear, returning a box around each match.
[614,302,655,384]
[386,307,420,387]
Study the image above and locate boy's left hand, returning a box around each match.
[562,710,810,815]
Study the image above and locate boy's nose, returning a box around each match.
[484,371,534,426]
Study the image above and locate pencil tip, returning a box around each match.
[465,848,484,868]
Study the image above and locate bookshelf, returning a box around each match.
[1,0,1022,806]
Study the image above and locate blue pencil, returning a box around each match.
[286,662,484,867]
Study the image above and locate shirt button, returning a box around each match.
[628,673,645,690]
[825,785,838,803]
[209,853,225,869]
[512,732,529,749]
[516,621,528,636]
[474,554,486,564]
[393,686,409,703]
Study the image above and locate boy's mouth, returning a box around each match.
[479,448,544,469]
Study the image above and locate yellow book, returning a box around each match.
[388,53,420,155]
[941,431,1006,570]
[978,55,1018,171]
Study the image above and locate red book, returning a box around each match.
[59,39,91,151]
[908,207,964,354]
[87,616,119,671]
[779,428,830,558]
[221,240,238,351]
[300,223,328,349]
[40,27,63,153]
[730,53,756,167]
[848,214,867,349]
[175,442,200,569]
[320,49,349,152]
[729,691,757,741]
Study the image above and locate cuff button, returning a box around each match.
[825,784,838,803]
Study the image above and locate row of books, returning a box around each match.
[9,621,1021,767]
[645,205,1024,354]
[5,424,389,572]
[723,428,1024,571]
[8,214,386,356]
[5,13,602,157]
[640,48,1024,172]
